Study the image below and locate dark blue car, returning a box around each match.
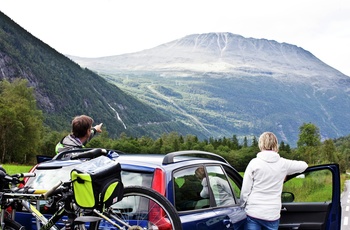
[19,150,341,230]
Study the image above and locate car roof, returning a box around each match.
[35,150,232,173]
[117,154,165,165]
[116,151,231,172]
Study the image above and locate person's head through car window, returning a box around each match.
[195,166,206,181]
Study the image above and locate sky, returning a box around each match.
[1,0,350,76]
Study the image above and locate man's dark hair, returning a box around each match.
[71,115,94,138]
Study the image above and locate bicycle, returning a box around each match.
[85,185,182,230]
[67,148,183,230]
[6,148,182,230]
[0,162,115,230]
[0,166,37,230]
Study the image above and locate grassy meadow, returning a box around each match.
[1,164,33,174]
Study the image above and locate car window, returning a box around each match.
[110,172,154,214]
[206,165,236,206]
[173,165,238,212]
[279,166,341,230]
[173,166,204,211]
[283,169,332,202]
[228,177,241,200]
[121,170,153,187]
[221,165,243,202]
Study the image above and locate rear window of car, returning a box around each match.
[120,170,153,188]
[104,170,154,214]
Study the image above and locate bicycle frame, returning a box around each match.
[21,199,66,230]
[2,192,65,230]
[92,208,130,230]
[2,183,94,230]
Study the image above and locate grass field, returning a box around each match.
[1,164,33,174]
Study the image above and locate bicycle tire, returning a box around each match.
[3,219,25,230]
[97,186,182,230]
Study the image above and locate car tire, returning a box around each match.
[94,186,182,230]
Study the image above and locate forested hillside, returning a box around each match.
[0,11,202,139]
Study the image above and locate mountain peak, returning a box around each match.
[70,32,350,146]
[75,32,347,84]
[156,32,327,74]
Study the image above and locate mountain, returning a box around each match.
[0,11,203,139]
[69,32,350,146]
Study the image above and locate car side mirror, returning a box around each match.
[281,191,294,202]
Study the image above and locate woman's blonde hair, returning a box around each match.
[258,132,279,152]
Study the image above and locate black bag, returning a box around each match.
[71,156,124,211]
[0,166,9,190]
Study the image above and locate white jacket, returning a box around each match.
[200,176,236,206]
[240,151,308,221]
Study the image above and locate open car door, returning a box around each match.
[279,164,341,230]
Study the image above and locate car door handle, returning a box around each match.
[281,206,287,211]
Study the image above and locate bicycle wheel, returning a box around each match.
[98,186,182,230]
[3,219,25,230]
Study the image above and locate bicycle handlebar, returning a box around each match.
[70,148,108,160]
[11,173,36,178]
[0,170,13,182]
[0,171,36,184]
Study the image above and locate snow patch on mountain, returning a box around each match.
[69,32,350,145]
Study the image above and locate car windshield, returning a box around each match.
[26,161,153,190]
[26,156,115,190]
[26,164,77,190]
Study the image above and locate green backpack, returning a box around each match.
[71,156,123,211]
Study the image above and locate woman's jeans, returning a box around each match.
[245,215,280,230]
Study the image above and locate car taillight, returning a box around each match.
[148,200,172,230]
[149,168,173,230]
[152,168,165,195]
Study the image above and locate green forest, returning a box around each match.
[0,79,348,172]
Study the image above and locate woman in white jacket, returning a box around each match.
[240,132,308,230]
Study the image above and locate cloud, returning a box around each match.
[1,0,350,76]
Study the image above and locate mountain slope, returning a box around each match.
[70,33,350,146]
[0,11,203,139]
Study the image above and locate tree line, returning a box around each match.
[0,79,347,172]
